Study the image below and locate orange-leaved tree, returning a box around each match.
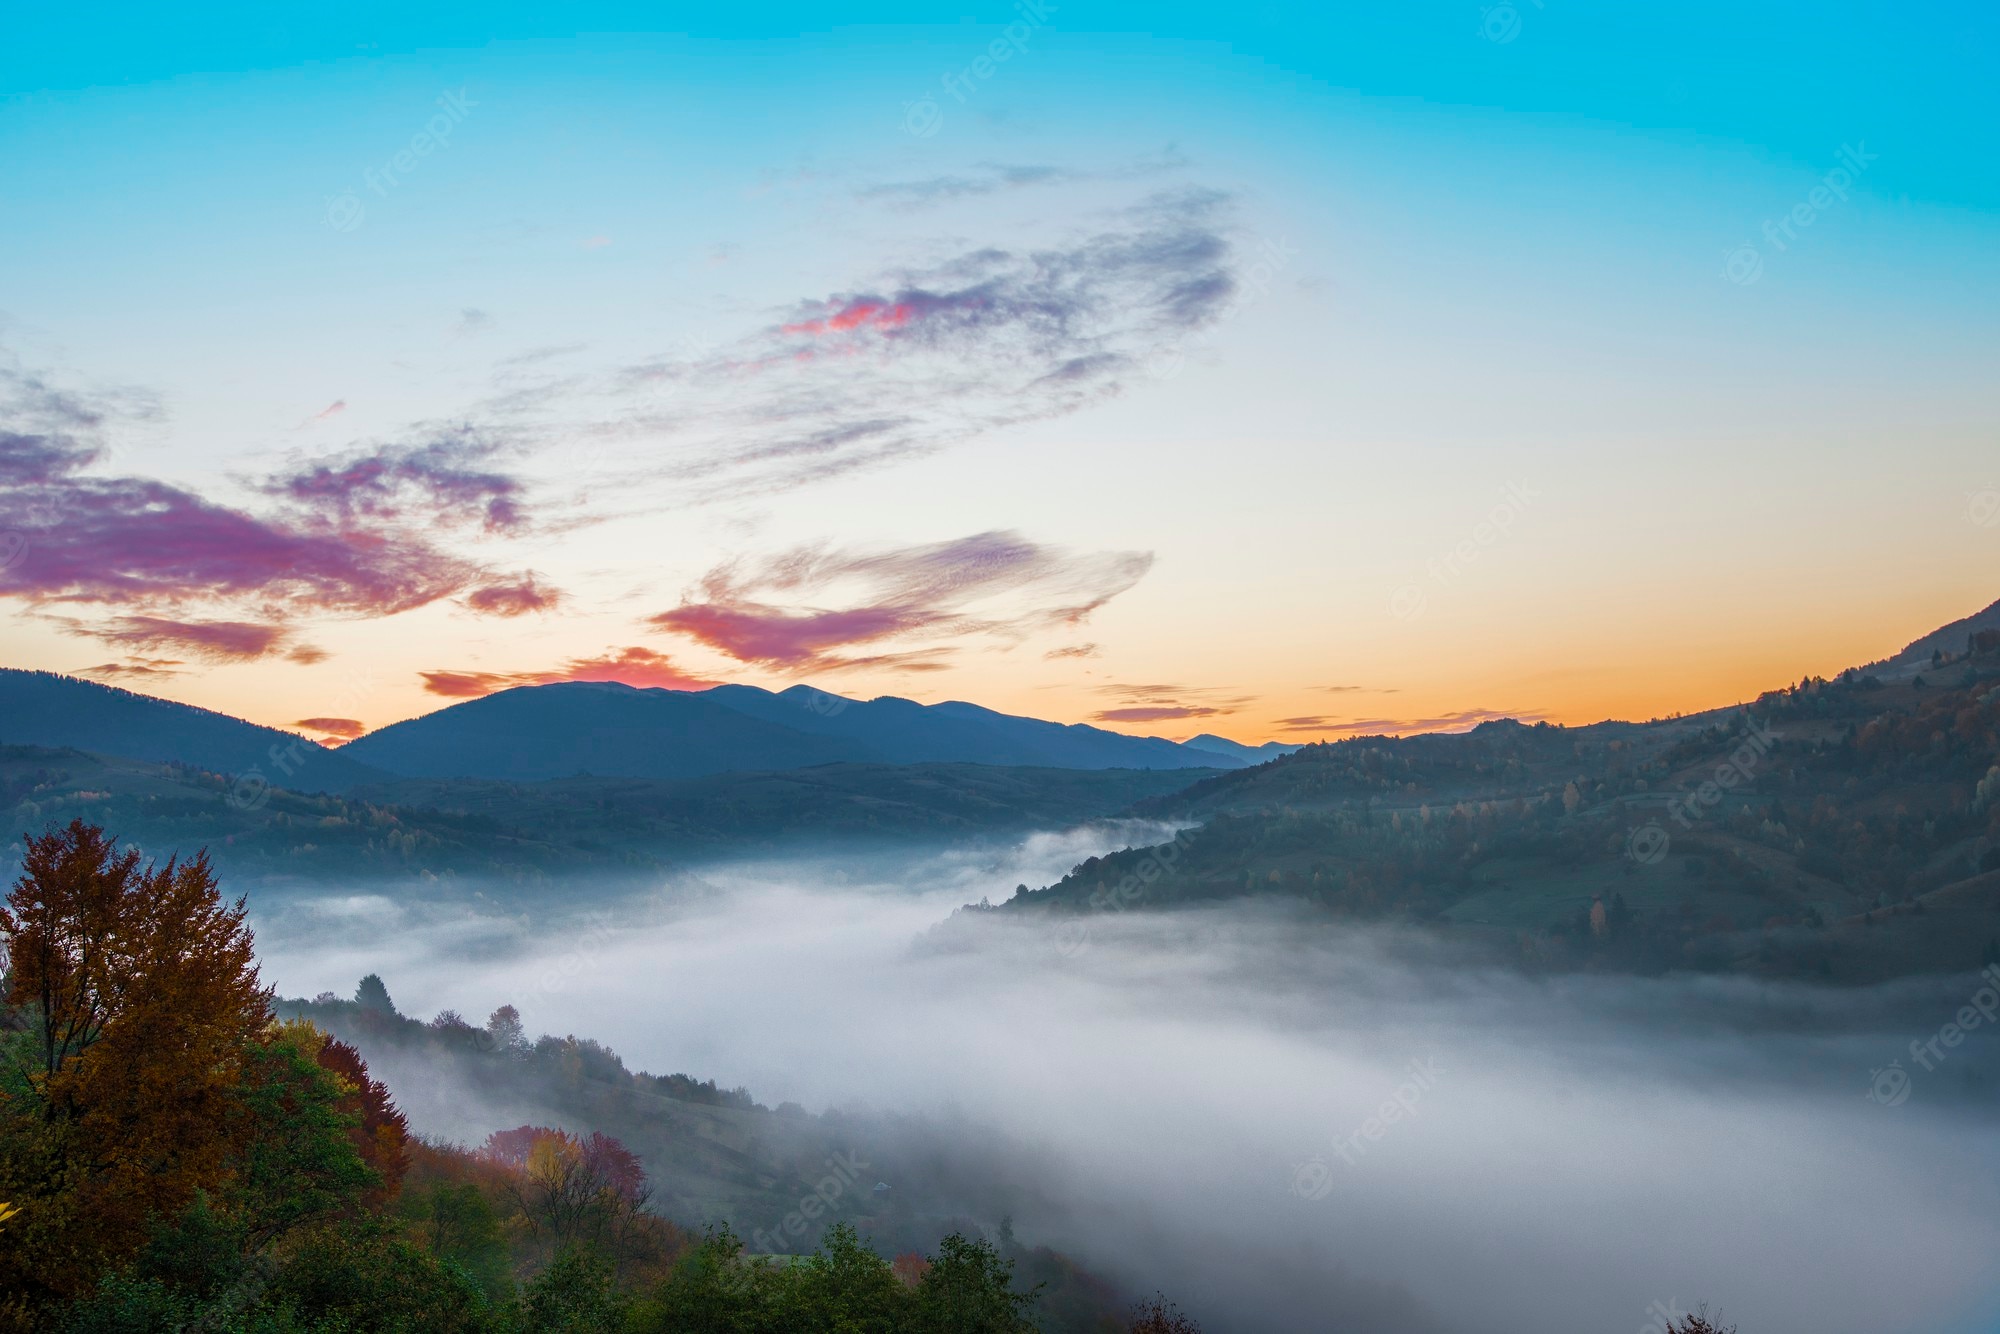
[0,819,270,1309]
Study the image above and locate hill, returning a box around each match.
[340,680,1238,781]
[993,603,2000,983]
[0,669,387,793]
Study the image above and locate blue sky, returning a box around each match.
[2,1,1997,743]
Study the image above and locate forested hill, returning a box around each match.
[1001,631,2000,984]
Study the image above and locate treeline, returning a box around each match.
[0,821,1174,1332]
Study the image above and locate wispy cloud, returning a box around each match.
[419,646,716,699]
[1093,704,1223,723]
[603,188,1239,504]
[463,573,561,617]
[76,615,294,662]
[650,531,1151,674]
[1277,708,1545,736]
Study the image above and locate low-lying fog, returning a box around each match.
[251,823,2000,1334]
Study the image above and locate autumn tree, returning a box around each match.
[0,820,269,1310]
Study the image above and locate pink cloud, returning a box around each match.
[1093,705,1223,723]
[465,575,562,617]
[649,531,1151,674]
[420,647,717,698]
[296,716,366,741]
[88,615,292,662]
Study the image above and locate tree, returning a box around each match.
[314,1031,411,1205]
[355,972,399,1015]
[0,821,269,1308]
[1665,1308,1737,1334]
[1129,1294,1202,1332]
[486,1003,528,1054]
[911,1233,1040,1333]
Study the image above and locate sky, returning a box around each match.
[2,1,1997,745]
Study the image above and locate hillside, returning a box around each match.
[997,618,2000,984]
[0,669,387,792]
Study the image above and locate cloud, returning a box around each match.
[295,716,366,741]
[1091,681,1253,721]
[649,531,1151,674]
[855,163,1085,207]
[419,670,515,699]
[1278,708,1546,736]
[85,615,292,662]
[853,154,1188,209]
[304,400,347,426]
[452,308,492,339]
[1093,705,1224,723]
[267,429,526,535]
[464,574,561,617]
[0,371,501,619]
[419,646,717,698]
[76,657,183,680]
[1044,643,1100,660]
[607,189,1240,503]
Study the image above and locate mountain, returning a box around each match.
[340,681,1240,782]
[0,669,388,793]
[1178,733,1302,764]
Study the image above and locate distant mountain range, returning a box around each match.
[340,681,1243,780]
[0,671,1260,788]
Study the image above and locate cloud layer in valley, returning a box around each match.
[249,832,2000,1334]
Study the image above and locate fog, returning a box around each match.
[252,824,2000,1334]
